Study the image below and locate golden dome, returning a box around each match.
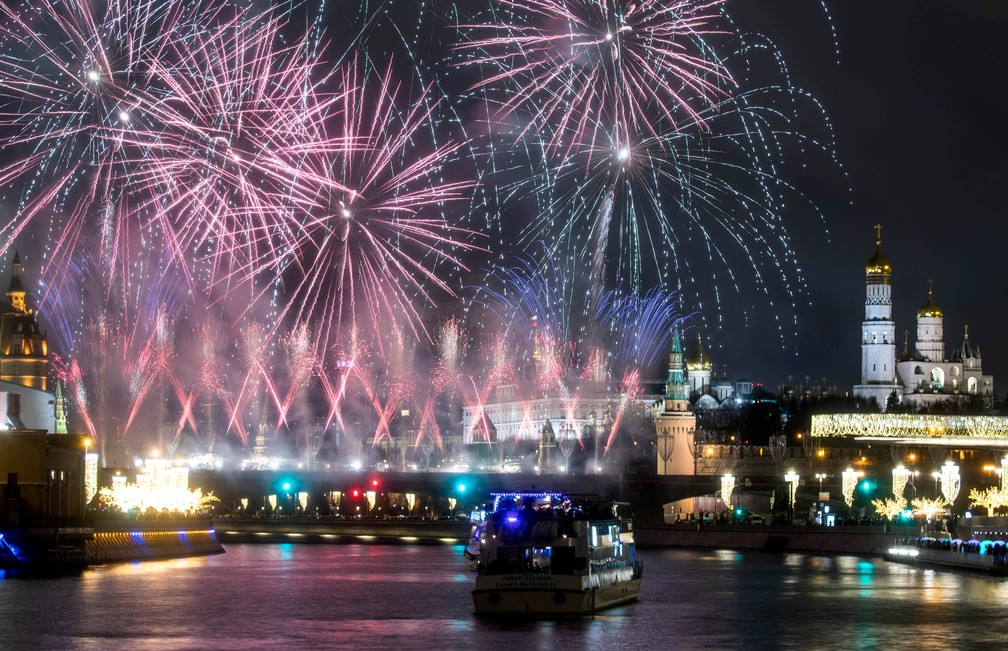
[865,245,892,275]
[918,285,943,318]
[685,334,713,371]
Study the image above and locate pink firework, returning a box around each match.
[132,6,337,290]
[0,2,335,299]
[456,0,733,157]
[0,0,196,291]
[278,56,482,350]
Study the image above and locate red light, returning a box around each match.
[351,488,360,498]
[371,478,380,488]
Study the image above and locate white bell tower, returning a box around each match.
[854,225,897,406]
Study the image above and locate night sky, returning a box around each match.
[4,1,1008,401]
[708,1,1008,393]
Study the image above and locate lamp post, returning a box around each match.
[785,471,799,524]
[815,473,826,495]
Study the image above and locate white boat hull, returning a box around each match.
[472,573,641,615]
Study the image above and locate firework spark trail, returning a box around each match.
[50,354,97,442]
[0,1,205,288]
[279,56,482,350]
[318,347,358,435]
[121,306,177,437]
[0,2,341,302]
[456,0,733,158]
[225,324,281,446]
[461,1,840,342]
[413,387,445,450]
[595,284,687,368]
[132,6,340,291]
[518,80,838,333]
[604,367,641,453]
[276,323,318,430]
[356,369,413,447]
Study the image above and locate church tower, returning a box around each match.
[0,251,48,391]
[54,380,68,434]
[664,330,689,412]
[655,330,697,475]
[854,227,896,406]
[916,280,945,362]
[685,333,713,398]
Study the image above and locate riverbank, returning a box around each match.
[88,520,224,564]
[634,522,914,556]
[212,517,473,545]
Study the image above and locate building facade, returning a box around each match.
[0,253,58,432]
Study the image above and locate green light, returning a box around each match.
[457,483,467,494]
[283,482,291,492]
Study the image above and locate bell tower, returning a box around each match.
[854,226,897,407]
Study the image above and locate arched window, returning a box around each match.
[968,377,978,394]
[930,367,944,389]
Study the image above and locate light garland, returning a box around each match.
[811,413,1008,439]
[842,468,862,508]
[99,458,218,514]
[940,461,960,505]
[721,473,735,510]
[891,465,911,502]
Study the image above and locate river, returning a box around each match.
[1,544,1006,649]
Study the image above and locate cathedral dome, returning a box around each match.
[865,245,892,275]
[917,297,943,318]
[685,334,713,372]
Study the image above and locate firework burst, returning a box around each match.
[277,56,482,350]
[456,0,734,158]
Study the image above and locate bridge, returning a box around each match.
[191,469,722,524]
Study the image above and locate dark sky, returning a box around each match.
[706,1,1008,394]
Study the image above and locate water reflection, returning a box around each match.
[0,545,1007,649]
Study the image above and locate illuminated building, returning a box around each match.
[853,228,994,409]
[655,331,697,475]
[0,252,62,432]
[0,251,48,391]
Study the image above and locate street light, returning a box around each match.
[815,473,827,495]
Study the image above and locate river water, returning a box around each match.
[1,543,1006,649]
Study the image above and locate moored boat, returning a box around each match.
[471,492,642,615]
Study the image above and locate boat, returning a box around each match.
[471,491,643,615]
[464,521,486,569]
[462,505,491,569]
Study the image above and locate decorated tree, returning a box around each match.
[968,486,1007,516]
[871,497,908,521]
